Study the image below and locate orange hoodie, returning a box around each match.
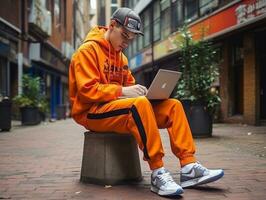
[69,26,135,121]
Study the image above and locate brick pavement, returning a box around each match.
[0,119,265,200]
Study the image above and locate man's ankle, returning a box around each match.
[152,167,165,176]
[181,162,196,173]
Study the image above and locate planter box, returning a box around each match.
[181,100,212,138]
[21,107,41,125]
[0,99,12,131]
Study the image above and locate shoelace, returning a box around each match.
[157,172,175,185]
[194,162,209,174]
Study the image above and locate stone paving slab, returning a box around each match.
[0,119,265,200]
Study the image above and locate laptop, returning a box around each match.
[146,69,181,100]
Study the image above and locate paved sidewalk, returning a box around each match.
[0,119,265,200]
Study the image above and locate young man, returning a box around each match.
[69,7,224,196]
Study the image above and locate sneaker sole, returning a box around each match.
[150,185,184,196]
[181,170,224,188]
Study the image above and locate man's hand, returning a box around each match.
[121,84,148,98]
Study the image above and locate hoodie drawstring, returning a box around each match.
[120,52,124,85]
[108,43,111,83]
[107,41,125,85]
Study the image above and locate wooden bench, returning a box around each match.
[80,131,142,185]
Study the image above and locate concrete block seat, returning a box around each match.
[80,131,142,185]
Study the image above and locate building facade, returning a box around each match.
[0,0,75,119]
[73,0,96,49]
[0,0,21,102]
[123,0,266,125]
[96,0,122,26]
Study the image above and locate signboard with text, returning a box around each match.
[153,0,266,60]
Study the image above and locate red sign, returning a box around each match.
[190,0,266,40]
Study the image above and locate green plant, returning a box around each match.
[173,25,221,114]
[13,75,48,112]
[38,96,49,114]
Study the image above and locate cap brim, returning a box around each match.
[124,27,144,36]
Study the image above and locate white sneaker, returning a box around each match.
[151,168,183,196]
[180,162,224,188]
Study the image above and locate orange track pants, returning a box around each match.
[82,96,196,170]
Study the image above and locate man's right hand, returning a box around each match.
[121,84,148,98]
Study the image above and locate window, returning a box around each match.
[153,0,161,42]
[171,0,183,31]
[126,0,133,9]
[98,0,106,25]
[199,0,218,16]
[143,9,151,47]
[111,0,118,15]
[184,0,198,21]
[127,0,137,9]
[161,0,171,39]
[219,0,233,7]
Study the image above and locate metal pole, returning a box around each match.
[18,0,25,95]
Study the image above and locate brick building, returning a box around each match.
[0,0,74,119]
[123,0,266,125]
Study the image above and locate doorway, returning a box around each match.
[229,37,244,116]
[256,30,266,120]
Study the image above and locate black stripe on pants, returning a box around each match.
[87,106,150,160]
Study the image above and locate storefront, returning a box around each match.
[0,19,20,104]
[256,30,266,121]
[29,43,69,119]
[0,17,21,128]
[216,0,266,125]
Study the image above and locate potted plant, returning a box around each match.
[173,26,221,137]
[13,74,47,125]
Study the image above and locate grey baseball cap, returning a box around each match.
[111,7,144,35]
